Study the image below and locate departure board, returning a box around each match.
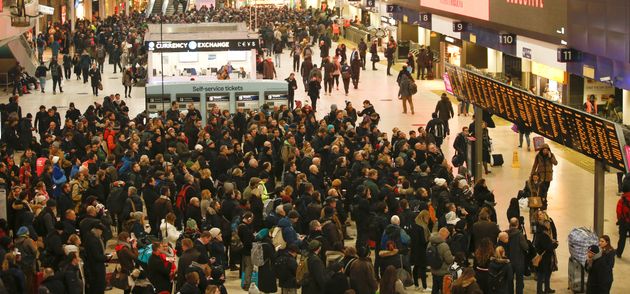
[445,64,628,171]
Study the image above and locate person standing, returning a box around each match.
[398,69,415,115]
[274,41,283,68]
[332,56,341,91]
[340,62,351,96]
[123,68,133,98]
[111,44,122,74]
[291,42,302,72]
[275,244,299,294]
[89,64,102,96]
[147,242,175,293]
[507,218,528,294]
[302,240,329,294]
[62,54,72,80]
[358,38,368,70]
[370,39,379,70]
[350,54,361,89]
[385,37,397,76]
[49,59,63,94]
[586,244,613,294]
[530,144,558,205]
[307,76,321,112]
[35,62,49,93]
[263,58,277,80]
[96,45,106,73]
[616,186,630,258]
[84,225,108,294]
[435,93,455,135]
[426,113,447,148]
[50,38,61,62]
[238,212,255,291]
[80,52,91,83]
[36,34,46,63]
[319,40,330,68]
[429,228,455,294]
[534,224,558,294]
[285,73,298,110]
[323,57,334,96]
[300,57,314,89]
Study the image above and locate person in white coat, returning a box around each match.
[160,212,181,248]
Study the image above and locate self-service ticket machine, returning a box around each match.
[206,93,232,116]
[264,92,289,108]
[146,95,172,116]
[236,93,261,112]
[176,94,201,110]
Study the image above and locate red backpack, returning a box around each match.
[175,185,191,211]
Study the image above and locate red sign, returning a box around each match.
[443,72,454,95]
[421,0,490,21]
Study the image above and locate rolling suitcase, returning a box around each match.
[568,256,587,293]
[492,154,504,166]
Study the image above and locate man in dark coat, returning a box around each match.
[472,210,500,250]
[507,217,528,294]
[177,238,200,290]
[586,245,614,294]
[302,240,329,294]
[83,225,107,294]
[275,244,299,292]
[435,93,454,135]
[147,242,175,292]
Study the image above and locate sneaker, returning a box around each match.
[423,287,432,292]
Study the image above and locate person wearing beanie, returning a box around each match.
[302,239,328,294]
[586,243,614,294]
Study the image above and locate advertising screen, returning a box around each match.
[420,0,490,21]
[445,64,627,171]
[490,0,567,40]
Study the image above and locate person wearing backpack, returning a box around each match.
[435,93,455,135]
[35,62,48,93]
[427,228,454,294]
[14,226,37,294]
[301,240,329,294]
[398,68,416,115]
[615,183,630,258]
[274,244,299,293]
[49,59,63,94]
[253,228,278,293]
[426,112,447,148]
[487,246,513,294]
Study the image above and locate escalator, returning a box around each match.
[151,0,165,15]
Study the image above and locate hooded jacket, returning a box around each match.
[429,232,454,276]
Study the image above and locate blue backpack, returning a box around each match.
[137,244,153,266]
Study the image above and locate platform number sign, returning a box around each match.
[366,0,375,7]
[419,13,431,29]
[557,48,582,63]
[453,22,467,32]
[499,33,516,45]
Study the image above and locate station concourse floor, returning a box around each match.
[3,43,629,294]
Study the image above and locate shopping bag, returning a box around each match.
[528,196,543,208]
[241,271,259,288]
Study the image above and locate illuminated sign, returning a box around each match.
[490,0,567,40]
[445,64,627,171]
[420,0,489,21]
[146,39,259,52]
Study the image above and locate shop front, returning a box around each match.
[529,61,566,103]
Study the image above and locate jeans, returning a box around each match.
[412,264,428,288]
[64,66,72,79]
[431,274,443,294]
[309,96,318,112]
[342,78,350,94]
[97,61,104,73]
[333,75,339,88]
[387,57,394,75]
[324,79,333,94]
[536,269,551,293]
[124,85,132,97]
[519,132,531,148]
[293,56,300,72]
[459,101,470,114]
[275,53,281,67]
[402,96,414,114]
[618,222,629,257]
[52,76,62,93]
[241,255,253,290]
[38,77,46,92]
[360,53,366,69]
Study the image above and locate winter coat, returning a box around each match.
[147,253,173,292]
[472,220,500,249]
[160,220,181,248]
[263,60,276,79]
[586,252,613,294]
[429,233,455,276]
[487,257,513,294]
[321,217,344,252]
[83,231,107,293]
[324,271,350,294]
[435,97,454,122]
[179,282,200,294]
[506,228,528,272]
[115,243,138,274]
[278,217,301,247]
[410,221,429,266]
[347,257,378,294]
[531,149,558,182]
[451,276,483,294]
[534,231,557,273]
[257,239,278,293]
[398,74,414,97]
[274,251,298,289]
[301,252,328,294]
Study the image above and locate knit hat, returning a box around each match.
[434,178,446,186]
[308,240,322,251]
[17,226,29,236]
[588,245,600,254]
[209,227,221,239]
[445,211,460,225]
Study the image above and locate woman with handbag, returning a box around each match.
[534,222,558,294]
[114,232,138,293]
[525,173,543,232]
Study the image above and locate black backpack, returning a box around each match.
[33,209,51,237]
[426,244,443,269]
[488,263,507,292]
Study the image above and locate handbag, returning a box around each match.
[532,250,545,267]
[111,266,129,290]
[396,255,414,287]
[528,196,543,208]
[98,82,103,90]
[371,54,380,62]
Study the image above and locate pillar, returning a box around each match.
[486,48,497,73]
[522,59,532,91]
[594,160,605,235]
[473,106,484,180]
[623,90,630,125]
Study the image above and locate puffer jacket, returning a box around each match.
[429,232,455,276]
[160,220,181,248]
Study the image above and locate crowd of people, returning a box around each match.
[0,4,623,294]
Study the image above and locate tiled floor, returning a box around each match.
[3,42,629,294]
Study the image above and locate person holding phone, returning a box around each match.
[531,144,558,209]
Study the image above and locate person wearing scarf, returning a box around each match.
[146,241,176,293]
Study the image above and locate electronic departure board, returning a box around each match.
[445,64,628,172]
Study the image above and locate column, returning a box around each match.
[473,106,484,179]
[522,59,532,91]
[486,48,497,73]
[594,160,605,235]
[623,90,630,125]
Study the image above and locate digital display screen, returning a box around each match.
[445,64,627,171]
[490,0,567,40]
[207,95,229,102]
[420,0,489,21]
[266,94,288,100]
[238,95,259,101]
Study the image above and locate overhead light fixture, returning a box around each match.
[600,76,611,82]
[445,36,455,43]
[560,40,567,45]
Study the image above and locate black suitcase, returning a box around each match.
[492,154,504,166]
